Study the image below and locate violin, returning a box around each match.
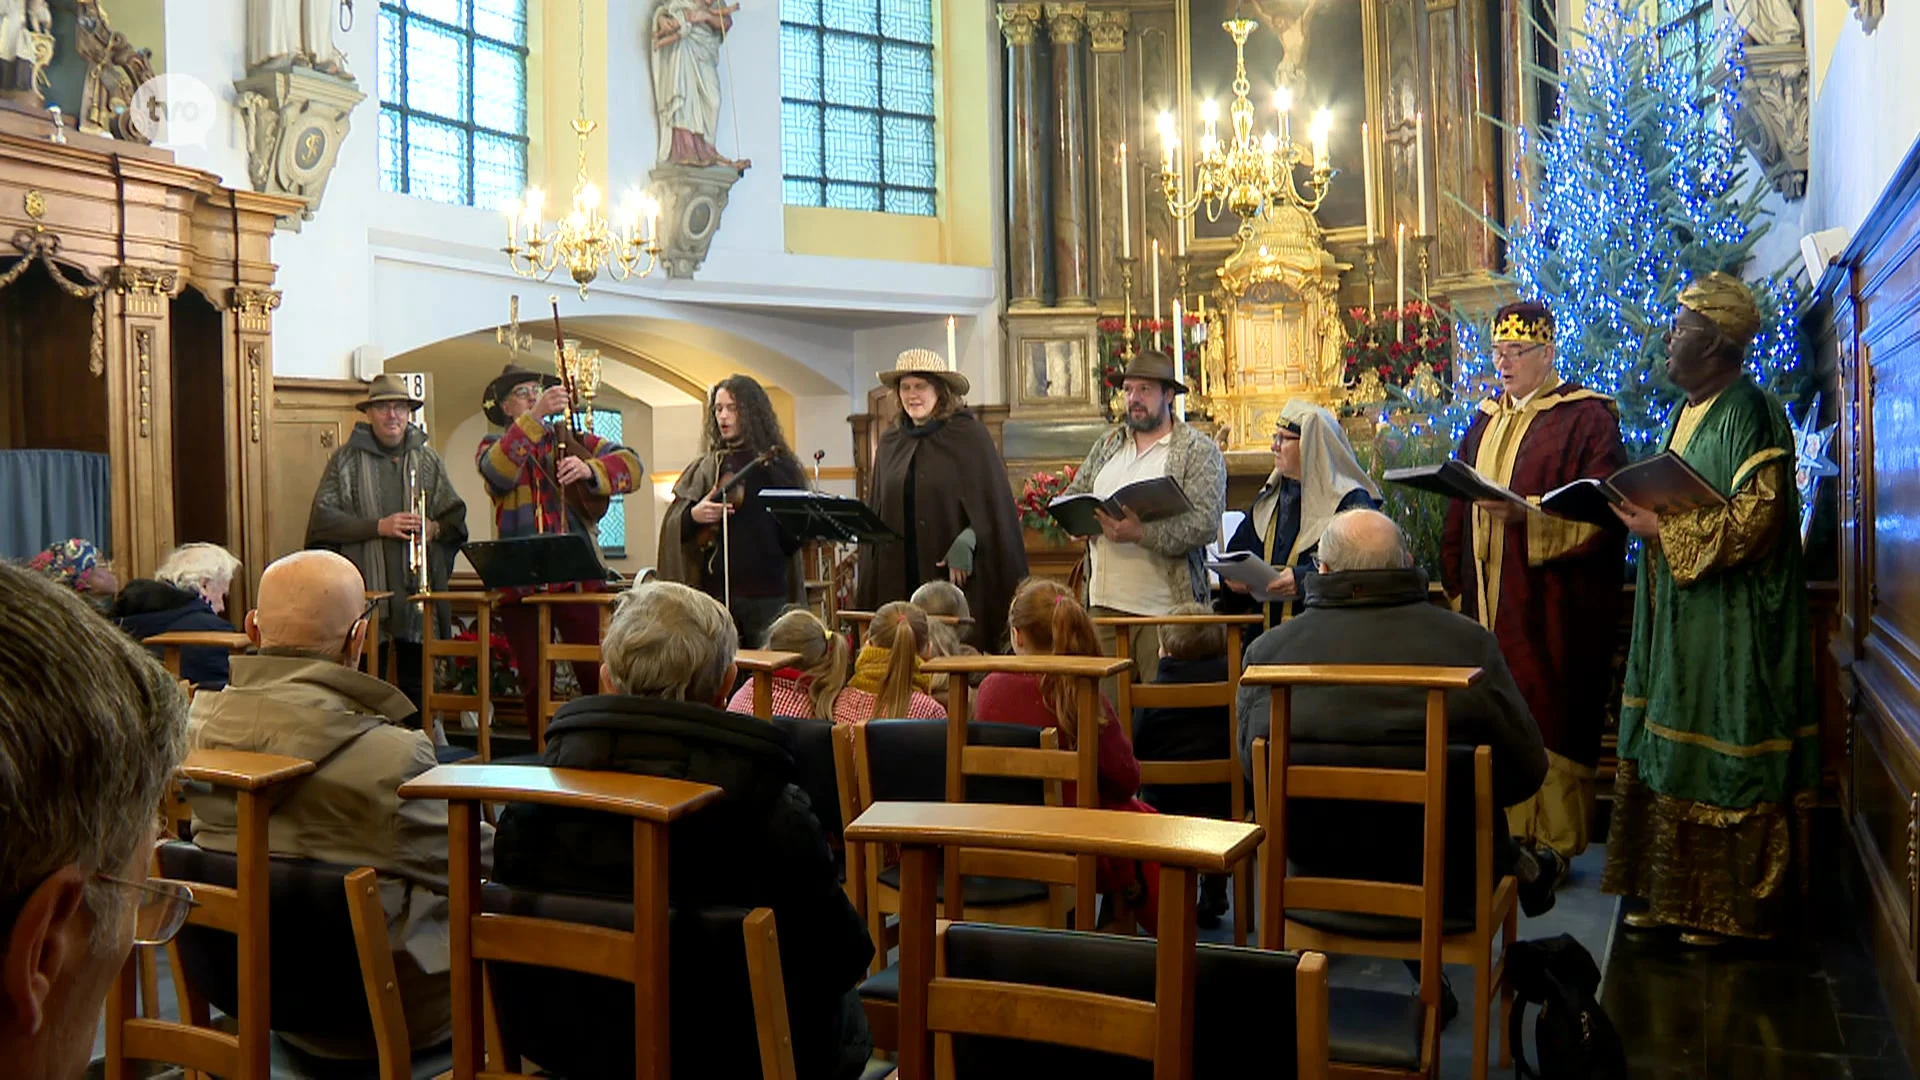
[548,301,611,528]
[693,447,780,570]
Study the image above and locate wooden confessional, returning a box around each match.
[0,107,301,607]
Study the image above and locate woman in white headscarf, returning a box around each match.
[1221,399,1381,631]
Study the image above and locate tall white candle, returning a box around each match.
[946,315,957,371]
[1172,298,1186,421]
[1361,123,1377,244]
[1416,112,1429,235]
[1396,223,1406,331]
[1119,142,1131,259]
[1152,239,1163,349]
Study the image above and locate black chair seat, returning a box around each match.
[875,865,1050,907]
[1326,986,1427,1070]
[1285,908,1475,940]
[434,744,479,764]
[857,962,898,1003]
[486,752,545,766]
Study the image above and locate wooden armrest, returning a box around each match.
[1240,664,1483,691]
[845,802,1262,873]
[921,655,1130,678]
[397,764,723,821]
[837,610,970,626]
[519,593,622,605]
[737,649,806,673]
[408,591,497,604]
[1091,614,1264,627]
[363,590,394,601]
[180,749,316,790]
[142,631,252,650]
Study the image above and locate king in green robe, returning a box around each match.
[1600,273,1818,943]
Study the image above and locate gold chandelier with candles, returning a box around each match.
[1157,18,1333,241]
[502,0,661,298]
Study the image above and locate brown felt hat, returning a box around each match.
[356,373,424,412]
[1117,350,1191,395]
[482,362,560,426]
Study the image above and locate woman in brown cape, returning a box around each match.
[856,349,1029,654]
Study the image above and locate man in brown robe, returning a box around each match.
[1441,301,1629,879]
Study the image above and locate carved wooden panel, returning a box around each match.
[1867,328,1920,692]
[1855,667,1920,967]
[268,378,364,562]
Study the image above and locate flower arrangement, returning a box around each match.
[1341,301,1455,390]
[1017,464,1080,544]
[438,625,522,699]
[1095,315,1205,390]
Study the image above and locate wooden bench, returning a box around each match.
[413,591,498,760]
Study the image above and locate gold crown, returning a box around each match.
[1491,312,1555,346]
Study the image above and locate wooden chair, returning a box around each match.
[1096,611,1264,946]
[519,591,621,750]
[835,608,970,650]
[843,800,1325,1080]
[142,630,252,681]
[1246,663,1517,1080]
[413,591,497,760]
[394,763,724,1080]
[362,589,397,683]
[736,648,807,719]
[105,749,317,1080]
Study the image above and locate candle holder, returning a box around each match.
[1413,233,1436,301]
[1118,256,1141,358]
[1360,239,1387,315]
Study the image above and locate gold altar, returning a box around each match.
[1192,202,1349,451]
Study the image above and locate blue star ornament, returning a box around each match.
[1792,399,1837,545]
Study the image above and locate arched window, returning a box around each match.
[378,0,530,209]
[780,0,938,215]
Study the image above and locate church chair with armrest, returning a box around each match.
[395,763,725,1080]
[834,609,970,651]
[518,591,621,750]
[1246,663,1517,1080]
[362,590,393,682]
[844,800,1322,1080]
[736,648,807,719]
[142,630,253,684]
[413,592,497,761]
[104,749,318,1080]
[1096,611,1264,946]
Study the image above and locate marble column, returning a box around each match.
[1045,3,1091,307]
[1086,9,1130,306]
[1000,3,1049,309]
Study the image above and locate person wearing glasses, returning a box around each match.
[184,550,488,1058]
[1439,300,1629,889]
[0,562,188,1079]
[307,373,469,715]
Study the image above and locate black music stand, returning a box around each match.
[462,534,615,590]
[758,489,897,545]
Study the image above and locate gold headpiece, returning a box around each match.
[1678,272,1762,346]
[1491,310,1555,346]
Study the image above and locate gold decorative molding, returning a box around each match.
[997,3,1043,46]
[1907,791,1917,908]
[107,265,179,296]
[23,189,45,219]
[135,328,153,438]
[1085,8,1129,52]
[247,343,264,443]
[1044,2,1087,43]
[229,287,283,316]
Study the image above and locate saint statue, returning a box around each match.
[247,0,348,77]
[0,0,51,99]
[651,0,748,171]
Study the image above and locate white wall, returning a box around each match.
[1802,0,1920,240]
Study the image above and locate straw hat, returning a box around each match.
[878,348,969,397]
[355,373,424,412]
[482,362,561,426]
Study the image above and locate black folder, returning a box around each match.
[758,489,898,544]
[462,534,613,590]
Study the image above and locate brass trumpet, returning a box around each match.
[407,463,428,592]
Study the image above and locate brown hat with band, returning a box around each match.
[483,362,561,426]
[356,373,424,412]
[1117,350,1191,395]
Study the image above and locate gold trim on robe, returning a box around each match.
[1658,459,1789,587]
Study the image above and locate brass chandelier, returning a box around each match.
[1157,18,1333,241]
[503,0,661,298]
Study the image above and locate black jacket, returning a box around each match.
[493,695,874,1080]
[1236,568,1547,904]
[1134,654,1232,820]
[113,580,236,688]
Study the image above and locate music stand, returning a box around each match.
[758,489,898,545]
[462,534,614,590]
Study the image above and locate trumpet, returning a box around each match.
[407,463,428,592]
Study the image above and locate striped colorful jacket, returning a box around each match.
[476,412,644,545]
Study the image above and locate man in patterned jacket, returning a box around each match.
[476,363,643,727]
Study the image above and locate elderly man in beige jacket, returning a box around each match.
[186,549,490,1058]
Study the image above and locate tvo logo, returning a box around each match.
[129,74,217,147]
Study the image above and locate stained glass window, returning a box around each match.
[1657,0,1717,96]
[588,409,627,557]
[378,0,529,209]
[782,0,937,215]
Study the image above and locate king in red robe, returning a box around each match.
[1441,301,1629,871]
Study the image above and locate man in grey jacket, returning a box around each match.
[1059,351,1226,685]
[187,550,491,1058]
[1238,509,1552,914]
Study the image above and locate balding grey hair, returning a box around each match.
[1317,508,1414,572]
[0,562,188,948]
[602,581,739,704]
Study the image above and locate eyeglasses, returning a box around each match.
[366,402,413,416]
[95,873,197,946]
[507,385,541,402]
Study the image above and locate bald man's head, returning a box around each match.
[1317,509,1413,573]
[247,551,368,663]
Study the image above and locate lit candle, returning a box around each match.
[1119,142,1131,259]
[1152,239,1163,349]
[1172,298,1186,421]
[1416,111,1428,235]
[1157,111,1175,171]
[1275,86,1291,145]
[1396,223,1406,333]
[1311,109,1330,172]
[1361,123,1377,244]
[504,199,520,246]
[946,315,957,371]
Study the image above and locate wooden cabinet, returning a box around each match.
[267,378,366,562]
[0,108,302,607]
